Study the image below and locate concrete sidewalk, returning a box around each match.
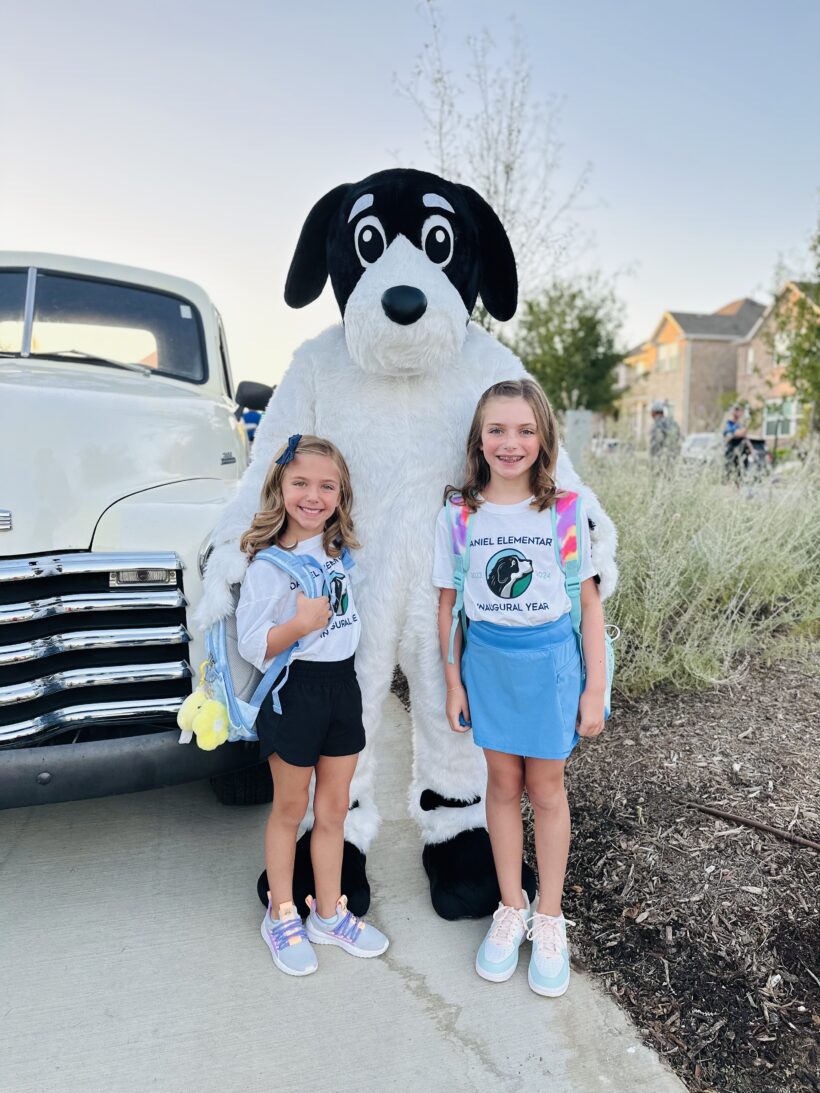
[1,696,684,1092]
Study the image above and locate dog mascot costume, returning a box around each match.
[197,168,618,920]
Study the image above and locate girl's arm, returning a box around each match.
[438,589,471,733]
[578,576,606,737]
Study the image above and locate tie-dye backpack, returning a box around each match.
[445,491,617,718]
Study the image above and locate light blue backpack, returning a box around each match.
[197,545,355,743]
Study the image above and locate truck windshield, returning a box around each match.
[0,268,207,383]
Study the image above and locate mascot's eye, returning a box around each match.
[421,215,454,267]
[354,216,387,266]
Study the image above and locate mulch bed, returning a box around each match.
[522,661,820,1093]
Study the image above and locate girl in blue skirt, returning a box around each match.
[433,379,607,997]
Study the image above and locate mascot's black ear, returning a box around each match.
[284,183,351,308]
[457,184,518,322]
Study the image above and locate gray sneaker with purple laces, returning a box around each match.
[261,899,318,976]
[305,895,389,957]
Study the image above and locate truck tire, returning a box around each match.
[210,762,272,805]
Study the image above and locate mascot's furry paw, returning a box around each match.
[422,828,537,920]
[256,832,371,919]
[194,543,248,630]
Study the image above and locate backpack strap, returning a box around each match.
[445,495,474,664]
[249,546,331,714]
[550,491,584,668]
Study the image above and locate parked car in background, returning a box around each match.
[680,432,724,465]
[589,437,634,458]
[0,253,271,808]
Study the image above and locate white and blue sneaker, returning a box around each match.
[527,912,570,997]
[305,895,389,958]
[261,899,318,977]
[475,893,530,983]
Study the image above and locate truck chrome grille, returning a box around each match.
[0,553,192,744]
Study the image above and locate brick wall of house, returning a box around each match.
[688,341,738,431]
[736,313,793,405]
[633,319,687,434]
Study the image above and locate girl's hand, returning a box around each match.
[577,688,605,738]
[446,685,471,733]
[293,592,333,636]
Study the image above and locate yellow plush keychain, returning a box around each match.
[177,661,230,751]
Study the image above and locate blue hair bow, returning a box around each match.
[275,434,302,466]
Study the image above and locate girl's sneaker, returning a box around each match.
[261,899,318,976]
[475,893,530,982]
[527,912,570,997]
[305,895,389,957]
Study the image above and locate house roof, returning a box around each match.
[740,281,820,344]
[665,298,765,340]
[713,298,748,316]
[791,280,820,306]
[624,342,648,360]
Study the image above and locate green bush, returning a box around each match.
[590,456,820,693]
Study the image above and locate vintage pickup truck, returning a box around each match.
[0,253,271,807]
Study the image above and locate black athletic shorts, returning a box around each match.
[255,656,365,767]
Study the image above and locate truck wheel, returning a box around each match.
[210,762,272,805]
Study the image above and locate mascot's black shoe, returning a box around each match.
[422,828,537,920]
[256,833,371,919]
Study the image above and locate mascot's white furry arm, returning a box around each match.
[197,168,617,920]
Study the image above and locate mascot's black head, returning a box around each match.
[284,168,518,377]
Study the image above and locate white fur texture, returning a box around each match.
[198,320,618,850]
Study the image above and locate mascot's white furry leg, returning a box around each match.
[400,585,537,919]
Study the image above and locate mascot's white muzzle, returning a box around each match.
[343,236,469,377]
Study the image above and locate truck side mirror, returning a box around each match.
[235,380,273,416]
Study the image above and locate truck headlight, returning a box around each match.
[109,569,176,586]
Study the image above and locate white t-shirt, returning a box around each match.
[235,535,360,670]
[433,495,596,627]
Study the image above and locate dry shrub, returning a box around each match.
[589,455,820,693]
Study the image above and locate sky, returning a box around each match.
[2,0,819,384]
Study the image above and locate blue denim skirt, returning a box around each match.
[462,614,582,760]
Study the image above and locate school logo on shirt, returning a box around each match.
[486,549,534,599]
[329,572,349,616]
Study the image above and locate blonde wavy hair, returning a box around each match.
[446,378,560,513]
[240,435,359,560]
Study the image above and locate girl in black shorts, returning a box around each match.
[236,434,388,976]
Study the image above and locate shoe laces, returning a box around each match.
[527,914,565,959]
[308,894,366,942]
[488,903,527,946]
[268,913,308,953]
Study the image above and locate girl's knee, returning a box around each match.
[312,792,349,831]
[487,772,525,807]
[526,776,566,814]
[271,788,310,827]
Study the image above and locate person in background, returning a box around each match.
[722,404,751,480]
[722,404,748,444]
[242,408,263,444]
[648,400,681,462]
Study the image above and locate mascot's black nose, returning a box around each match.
[381,285,427,326]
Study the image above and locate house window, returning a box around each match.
[658,343,679,372]
[746,345,755,375]
[763,398,798,438]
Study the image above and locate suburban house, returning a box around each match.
[619,298,765,441]
[735,281,819,445]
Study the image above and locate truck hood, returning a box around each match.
[0,360,245,555]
